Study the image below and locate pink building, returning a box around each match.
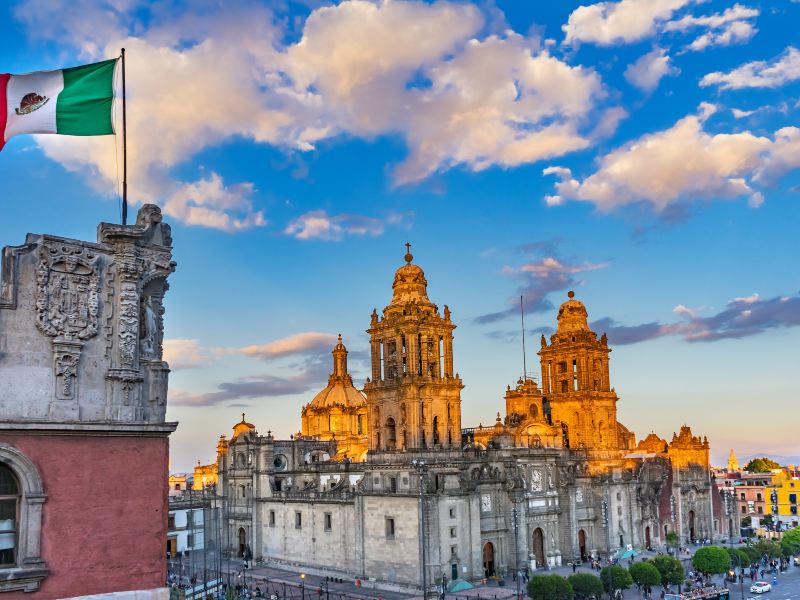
[0,206,177,598]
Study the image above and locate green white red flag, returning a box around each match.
[0,58,116,151]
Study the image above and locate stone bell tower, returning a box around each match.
[538,291,620,451]
[363,245,463,451]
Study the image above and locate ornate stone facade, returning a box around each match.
[211,249,725,591]
[0,205,177,598]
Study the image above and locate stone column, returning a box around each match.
[371,339,381,381]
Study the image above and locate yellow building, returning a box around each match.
[300,335,369,461]
[770,477,800,528]
[193,462,218,490]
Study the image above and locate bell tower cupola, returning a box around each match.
[538,291,620,451]
[363,244,463,451]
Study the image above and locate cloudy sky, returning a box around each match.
[2,0,798,471]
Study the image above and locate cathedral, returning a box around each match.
[208,248,726,590]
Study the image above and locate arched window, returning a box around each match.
[0,464,18,566]
[0,445,48,591]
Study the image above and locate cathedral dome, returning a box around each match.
[307,336,366,410]
[231,414,255,441]
[389,244,434,307]
[555,291,590,333]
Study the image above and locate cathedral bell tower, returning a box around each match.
[363,245,463,451]
[538,291,620,451]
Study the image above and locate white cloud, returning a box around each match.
[239,332,337,360]
[701,46,800,89]
[163,338,209,370]
[664,4,758,52]
[543,104,784,211]
[624,47,679,92]
[563,0,695,46]
[284,209,411,241]
[14,0,610,221]
[503,257,608,276]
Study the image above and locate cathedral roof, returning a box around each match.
[555,291,591,333]
[306,336,366,410]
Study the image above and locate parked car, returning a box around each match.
[793,556,800,566]
[750,581,772,594]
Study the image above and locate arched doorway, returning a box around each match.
[645,526,651,550]
[532,528,545,569]
[386,418,396,449]
[578,529,587,562]
[238,527,246,557]
[482,542,495,577]
[688,510,696,542]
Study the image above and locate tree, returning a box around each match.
[665,531,679,551]
[527,575,573,600]
[741,516,752,527]
[567,573,603,599]
[629,562,661,590]
[742,544,761,564]
[780,526,800,557]
[753,539,781,559]
[600,565,632,595]
[651,555,685,588]
[743,457,780,473]
[725,547,750,568]
[692,546,731,576]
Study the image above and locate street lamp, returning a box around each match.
[730,554,745,600]
[301,573,306,600]
[412,459,429,599]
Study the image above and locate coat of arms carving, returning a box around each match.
[35,245,100,341]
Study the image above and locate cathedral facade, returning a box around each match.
[211,249,725,590]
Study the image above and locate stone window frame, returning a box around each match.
[0,444,48,593]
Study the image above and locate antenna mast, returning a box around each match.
[520,295,527,381]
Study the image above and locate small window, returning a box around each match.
[385,517,395,539]
[789,493,797,504]
[741,492,746,500]
[449,527,457,538]
[451,545,457,556]
[168,515,176,529]
[269,511,275,527]
[616,492,621,501]
[389,477,397,493]
[757,506,763,514]
[175,483,181,490]
[324,512,332,532]
[295,512,302,529]
[757,493,762,502]
[617,506,622,516]
[741,505,746,514]
[449,507,456,519]
[0,465,19,566]
[187,534,194,547]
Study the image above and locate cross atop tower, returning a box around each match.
[404,242,413,263]
[241,412,246,422]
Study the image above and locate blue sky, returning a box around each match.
[1,0,799,471]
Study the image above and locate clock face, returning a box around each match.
[481,494,492,512]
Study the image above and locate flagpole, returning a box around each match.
[121,48,128,226]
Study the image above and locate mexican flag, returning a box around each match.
[0,58,117,151]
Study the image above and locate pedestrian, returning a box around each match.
[572,562,576,573]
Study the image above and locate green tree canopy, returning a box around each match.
[725,547,750,567]
[629,562,661,588]
[744,457,780,472]
[527,575,573,600]
[753,539,782,559]
[742,545,761,564]
[692,546,731,575]
[567,573,603,600]
[781,526,800,556]
[665,532,679,548]
[600,565,633,593]
[651,555,685,587]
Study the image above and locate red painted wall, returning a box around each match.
[0,434,169,599]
